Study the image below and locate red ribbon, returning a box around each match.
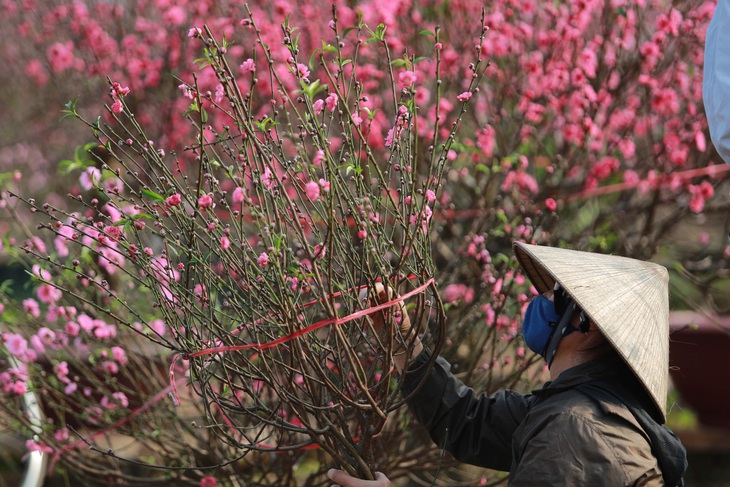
[169,277,434,407]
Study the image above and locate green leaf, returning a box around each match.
[141,189,165,202]
[184,99,200,117]
[363,107,379,120]
[193,57,210,69]
[91,116,101,136]
[60,98,78,121]
[308,49,320,69]
[273,234,284,251]
[419,29,435,37]
[255,117,279,131]
[299,79,328,99]
[390,59,407,68]
[114,213,155,226]
[0,171,20,188]
[364,23,387,45]
[493,251,511,265]
[57,142,99,174]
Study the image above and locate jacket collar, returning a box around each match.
[532,354,629,398]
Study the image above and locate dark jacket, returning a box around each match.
[401,350,687,486]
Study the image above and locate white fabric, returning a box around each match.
[704,0,730,165]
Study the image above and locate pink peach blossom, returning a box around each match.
[26,440,53,455]
[22,298,40,318]
[296,63,310,79]
[148,319,166,336]
[198,193,213,208]
[46,41,75,73]
[261,166,276,190]
[240,58,255,73]
[325,93,338,111]
[79,167,101,191]
[398,70,417,87]
[111,98,123,114]
[54,428,70,443]
[5,333,28,357]
[163,6,186,26]
[166,193,182,206]
[111,346,128,365]
[305,181,320,201]
[25,59,48,86]
[65,321,80,336]
[442,284,475,304]
[232,186,245,203]
[201,477,217,487]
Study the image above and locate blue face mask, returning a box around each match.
[522,295,561,357]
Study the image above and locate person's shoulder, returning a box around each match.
[526,385,648,443]
[523,398,660,480]
[560,383,648,434]
[531,385,603,418]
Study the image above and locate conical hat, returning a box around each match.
[513,242,670,420]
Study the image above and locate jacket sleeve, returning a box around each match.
[704,0,730,165]
[400,349,532,471]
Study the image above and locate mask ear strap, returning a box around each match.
[553,282,568,316]
[578,311,590,333]
[545,299,578,367]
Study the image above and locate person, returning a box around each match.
[704,0,730,165]
[328,242,687,486]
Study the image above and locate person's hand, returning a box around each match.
[358,282,412,337]
[359,282,422,372]
[327,469,391,487]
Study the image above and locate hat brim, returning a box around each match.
[513,241,670,421]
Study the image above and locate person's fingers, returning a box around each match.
[327,469,392,487]
[359,284,391,329]
[358,283,414,341]
[328,469,359,487]
[373,472,392,486]
[359,283,389,304]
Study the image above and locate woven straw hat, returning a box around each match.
[513,242,670,420]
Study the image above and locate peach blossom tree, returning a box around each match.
[0,1,728,486]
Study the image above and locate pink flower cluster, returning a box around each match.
[4,0,718,222]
